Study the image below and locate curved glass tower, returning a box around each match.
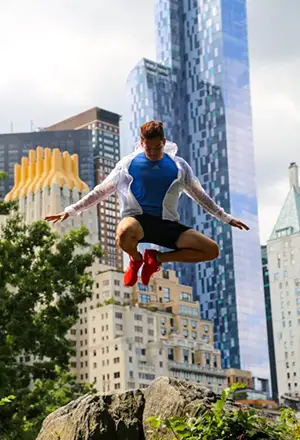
[127,0,270,385]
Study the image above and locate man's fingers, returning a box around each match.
[240,222,249,230]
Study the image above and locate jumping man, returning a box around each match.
[45,121,249,287]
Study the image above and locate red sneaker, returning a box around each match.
[141,249,162,285]
[123,253,143,287]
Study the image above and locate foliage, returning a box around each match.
[0,206,102,438]
[104,297,118,305]
[147,384,300,440]
[0,171,17,215]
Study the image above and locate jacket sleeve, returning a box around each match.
[182,160,233,224]
[64,165,120,216]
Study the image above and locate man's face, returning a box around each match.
[141,137,166,161]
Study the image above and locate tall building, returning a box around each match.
[0,130,93,197]
[126,59,173,141]
[261,245,278,401]
[46,108,123,270]
[74,268,228,394]
[126,0,270,382]
[267,162,300,401]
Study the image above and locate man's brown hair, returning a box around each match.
[140,121,165,140]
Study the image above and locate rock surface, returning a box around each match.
[35,377,243,440]
[36,389,145,440]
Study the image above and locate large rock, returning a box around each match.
[35,376,262,440]
[143,376,217,422]
[36,390,145,440]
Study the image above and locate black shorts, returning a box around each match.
[134,214,191,250]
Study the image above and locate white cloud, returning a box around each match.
[0,0,156,131]
[250,59,300,242]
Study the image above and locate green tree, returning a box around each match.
[0,171,17,215]
[0,200,102,438]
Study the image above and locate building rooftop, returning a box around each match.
[269,162,300,240]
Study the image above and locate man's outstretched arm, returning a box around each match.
[182,160,249,230]
[45,165,121,223]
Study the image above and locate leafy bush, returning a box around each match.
[147,384,300,440]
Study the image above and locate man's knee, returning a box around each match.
[116,225,137,248]
[206,241,219,261]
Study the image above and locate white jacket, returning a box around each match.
[64,141,233,224]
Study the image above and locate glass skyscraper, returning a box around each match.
[127,58,173,141]
[127,0,270,382]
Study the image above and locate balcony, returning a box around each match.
[168,361,226,377]
[138,361,156,372]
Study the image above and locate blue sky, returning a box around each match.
[0,0,299,243]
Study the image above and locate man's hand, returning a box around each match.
[229,219,249,231]
[45,212,70,224]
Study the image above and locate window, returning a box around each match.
[116,324,123,332]
[135,326,143,333]
[183,349,189,363]
[93,362,97,368]
[114,357,120,364]
[139,294,151,303]
[115,345,118,351]
[148,329,154,336]
[138,373,155,381]
[115,312,123,319]
[205,353,210,366]
[162,270,169,279]
[163,287,170,302]
[114,383,121,390]
[137,283,149,292]
[180,292,192,302]
[148,317,154,325]
[274,273,279,281]
[192,331,197,339]
[161,328,167,336]
[183,329,189,338]
[135,336,143,343]
[181,318,188,327]
[134,314,143,321]
[180,305,198,317]
[168,348,174,361]
[160,316,166,325]
[129,356,133,363]
[114,372,120,379]
[114,280,120,286]
[102,280,109,286]
[191,320,197,328]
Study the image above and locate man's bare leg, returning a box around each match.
[156,229,219,263]
[116,217,144,261]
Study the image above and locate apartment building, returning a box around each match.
[70,268,228,394]
[267,162,300,401]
